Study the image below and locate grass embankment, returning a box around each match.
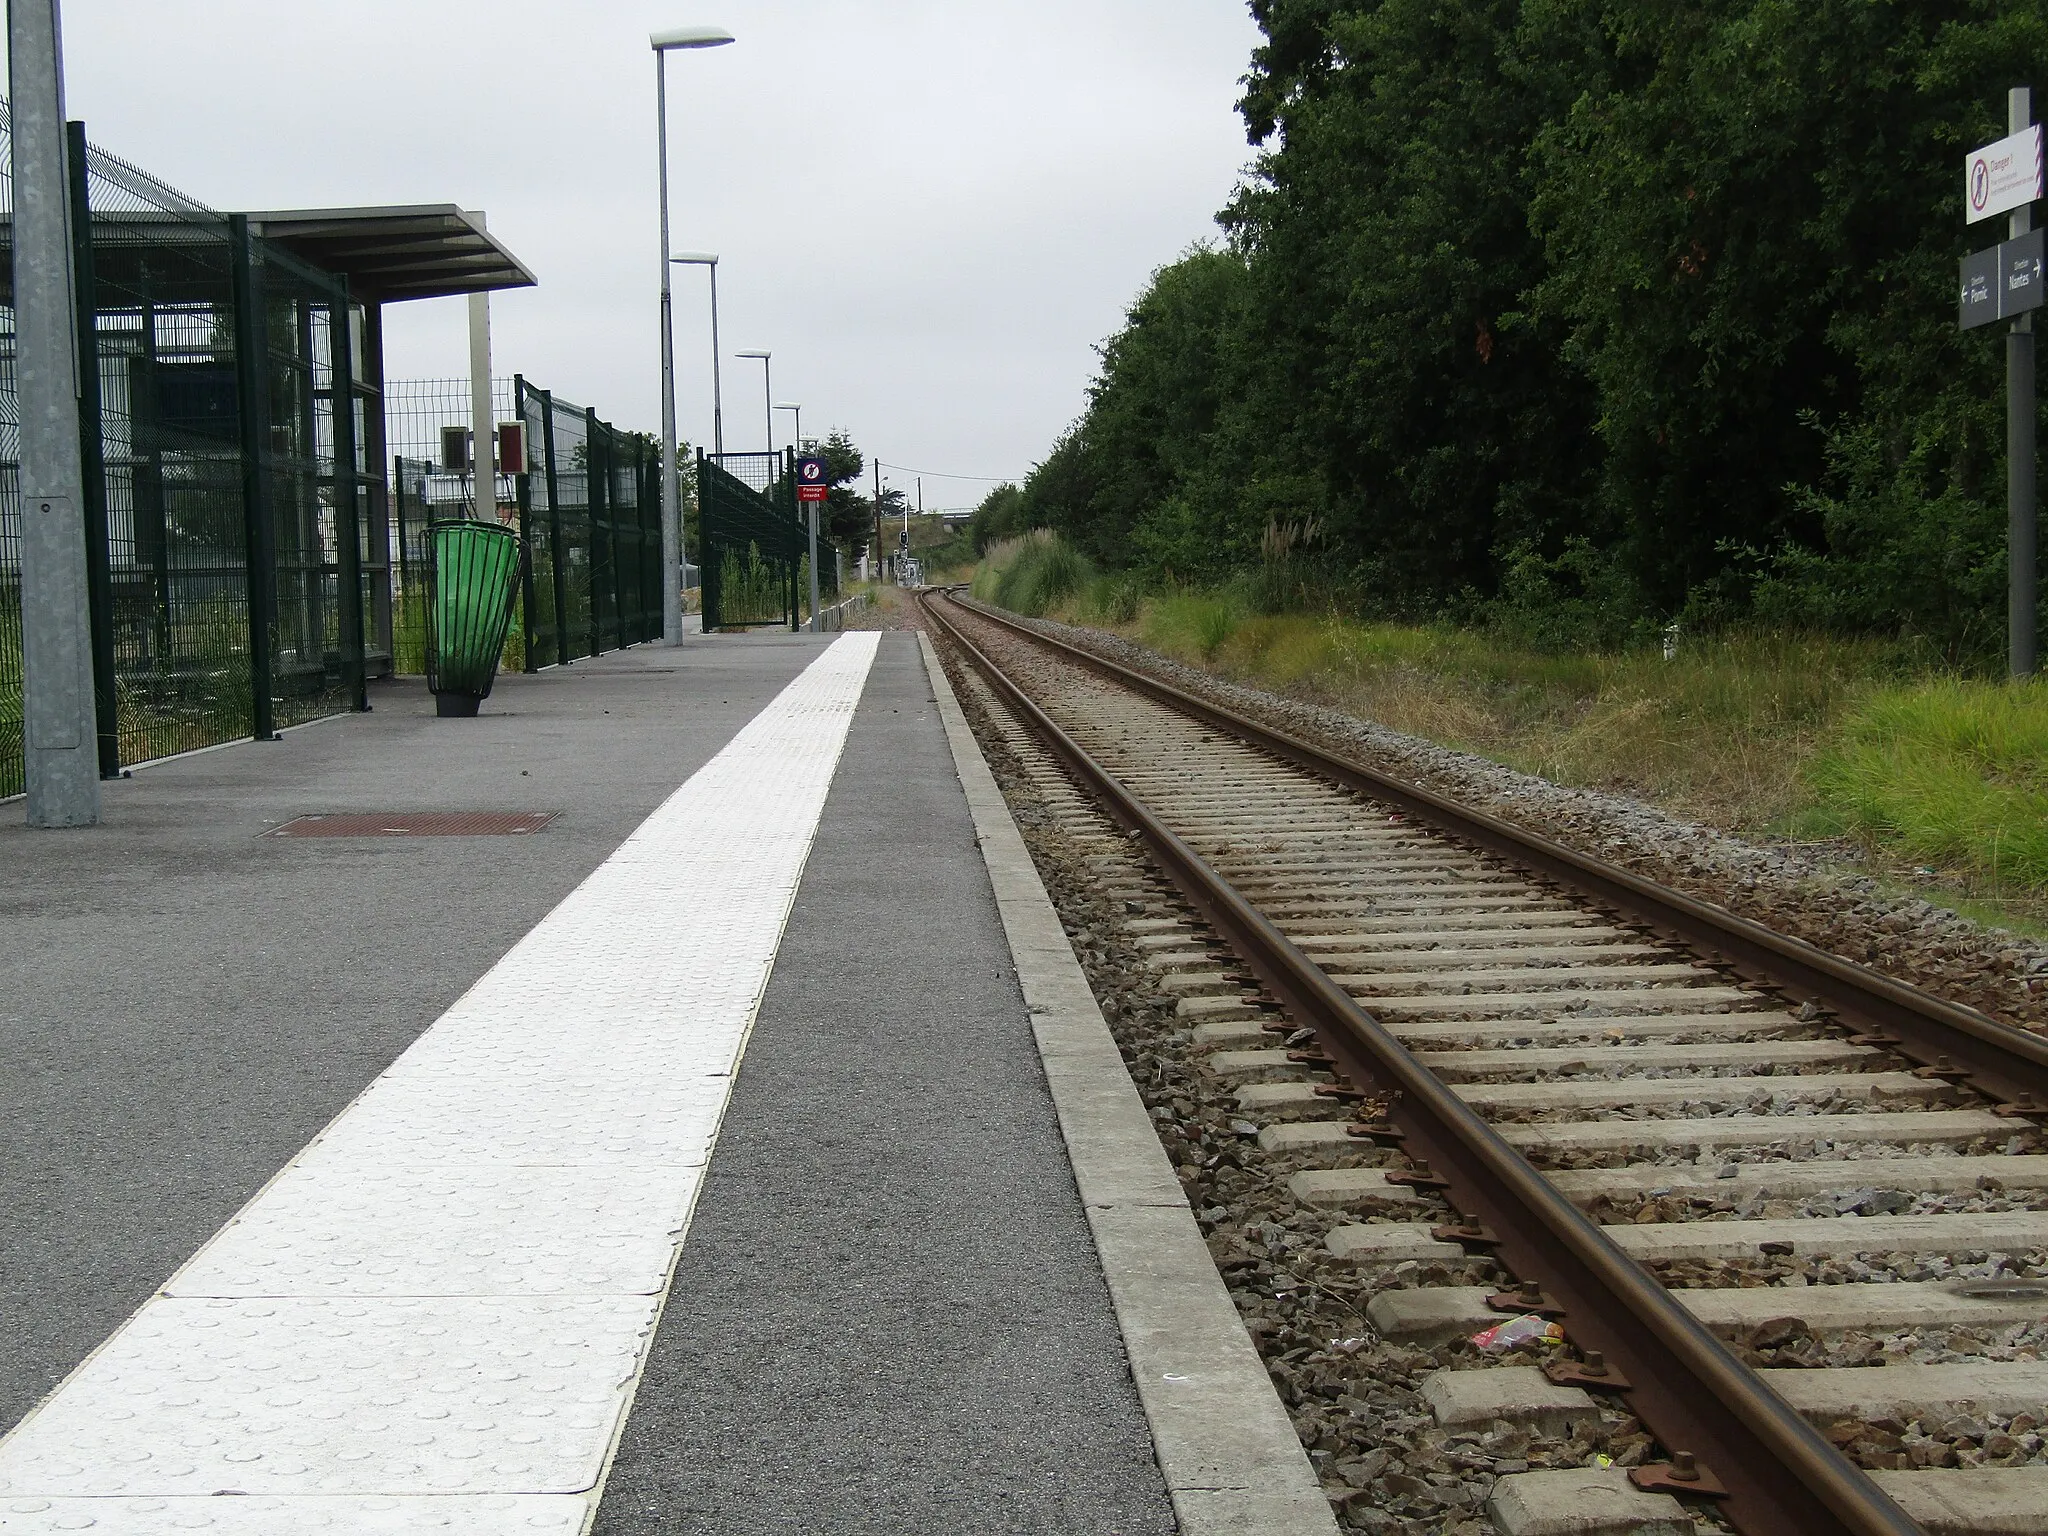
[972,531,2048,932]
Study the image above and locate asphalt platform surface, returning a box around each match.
[0,638,824,1432]
[4,631,1175,1532]
[592,633,1173,1534]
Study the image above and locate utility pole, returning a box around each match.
[872,458,881,582]
[12,0,99,827]
[2013,86,2039,678]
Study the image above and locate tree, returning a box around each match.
[1006,0,2048,652]
[969,483,1027,552]
[799,428,877,557]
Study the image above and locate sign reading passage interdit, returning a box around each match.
[1961,227,2046,331]
[1968,123,2045,224]
[797,454,829,504]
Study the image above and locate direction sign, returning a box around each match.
[2006,227,2047,316]
[1960,227,2046,330]
[796,454,829,504]
[1967,123,2044,223]
[1961,245,2000,329]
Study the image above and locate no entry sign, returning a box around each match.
[797,454,829,503]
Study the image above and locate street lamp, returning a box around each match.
[736,349,773,454]
[775,401,802,452]
[670,252,723,458]
[653,22,734,646]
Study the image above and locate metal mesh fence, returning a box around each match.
[510,380,660,667]
[701,451,798,631]
[385,377,516,476]
[389,374,529,674]
[698,449,837,632]
[0,105,372,800]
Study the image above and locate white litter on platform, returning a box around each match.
[0,633,881,1533]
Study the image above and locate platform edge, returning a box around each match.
[917,629,1339,1536]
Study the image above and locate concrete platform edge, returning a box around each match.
[916,630,1339,1536]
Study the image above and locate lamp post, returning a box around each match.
[775,401,802,452]
[736,349,773,454]
[653,22,733,646]
[670,252,723,458]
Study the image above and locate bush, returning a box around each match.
[1083,571,1146,624]
[1483,539,1656,653]
[974,529,1098,617]
[1143,590,1243,660]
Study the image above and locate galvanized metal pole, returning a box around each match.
[2013,86,2039,678]
[655,49,682,645]
[707,260,724,458]
[465,212,494,523]
[11,0,98,826]
[806,503,821,632]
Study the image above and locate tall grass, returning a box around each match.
[974,529,1096,616]
[1812,681,2048,890]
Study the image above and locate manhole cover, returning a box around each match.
[267,812,559,838]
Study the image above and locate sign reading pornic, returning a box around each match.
[1968,123,2045,224]
[1961,227,2046,330]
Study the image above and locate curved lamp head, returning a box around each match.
[735,349,771,360]
[774,402,801,411]
[652,25,735,50]
[671,251,719,265]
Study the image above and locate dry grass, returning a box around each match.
[1120,596,1881,838]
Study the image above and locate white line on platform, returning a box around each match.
[0,633,880,1535]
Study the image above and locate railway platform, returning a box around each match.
[0,632,1325,1535]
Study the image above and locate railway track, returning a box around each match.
[921,589,2048,1536]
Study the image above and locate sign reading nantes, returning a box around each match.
[1968,123,2045,223]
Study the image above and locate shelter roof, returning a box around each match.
[241,205,536,303]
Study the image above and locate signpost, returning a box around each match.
[1960,90,2046,676]
[797,454,827,632]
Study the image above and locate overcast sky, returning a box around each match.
[32,1,1262,509]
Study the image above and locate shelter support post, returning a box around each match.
[12,0,100,825]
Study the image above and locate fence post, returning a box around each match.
[540,388,568,665]
[392,453,409,650]
[229,214,276,742]
[698,449,717,632]
[361,303,393,673]
[586,410,606,657]
[514,376,539,672]
[65,119,118,777]
[329,286,367,712]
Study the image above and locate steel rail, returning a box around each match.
[923,589,1926,1536]
[936,593,2048,1113]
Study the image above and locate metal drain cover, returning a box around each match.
[267,812,559,838]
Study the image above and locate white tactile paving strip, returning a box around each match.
[0,634,881,1534]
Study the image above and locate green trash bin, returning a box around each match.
[426,518,522,717]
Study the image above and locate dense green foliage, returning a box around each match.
[1011,1,2048,658]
